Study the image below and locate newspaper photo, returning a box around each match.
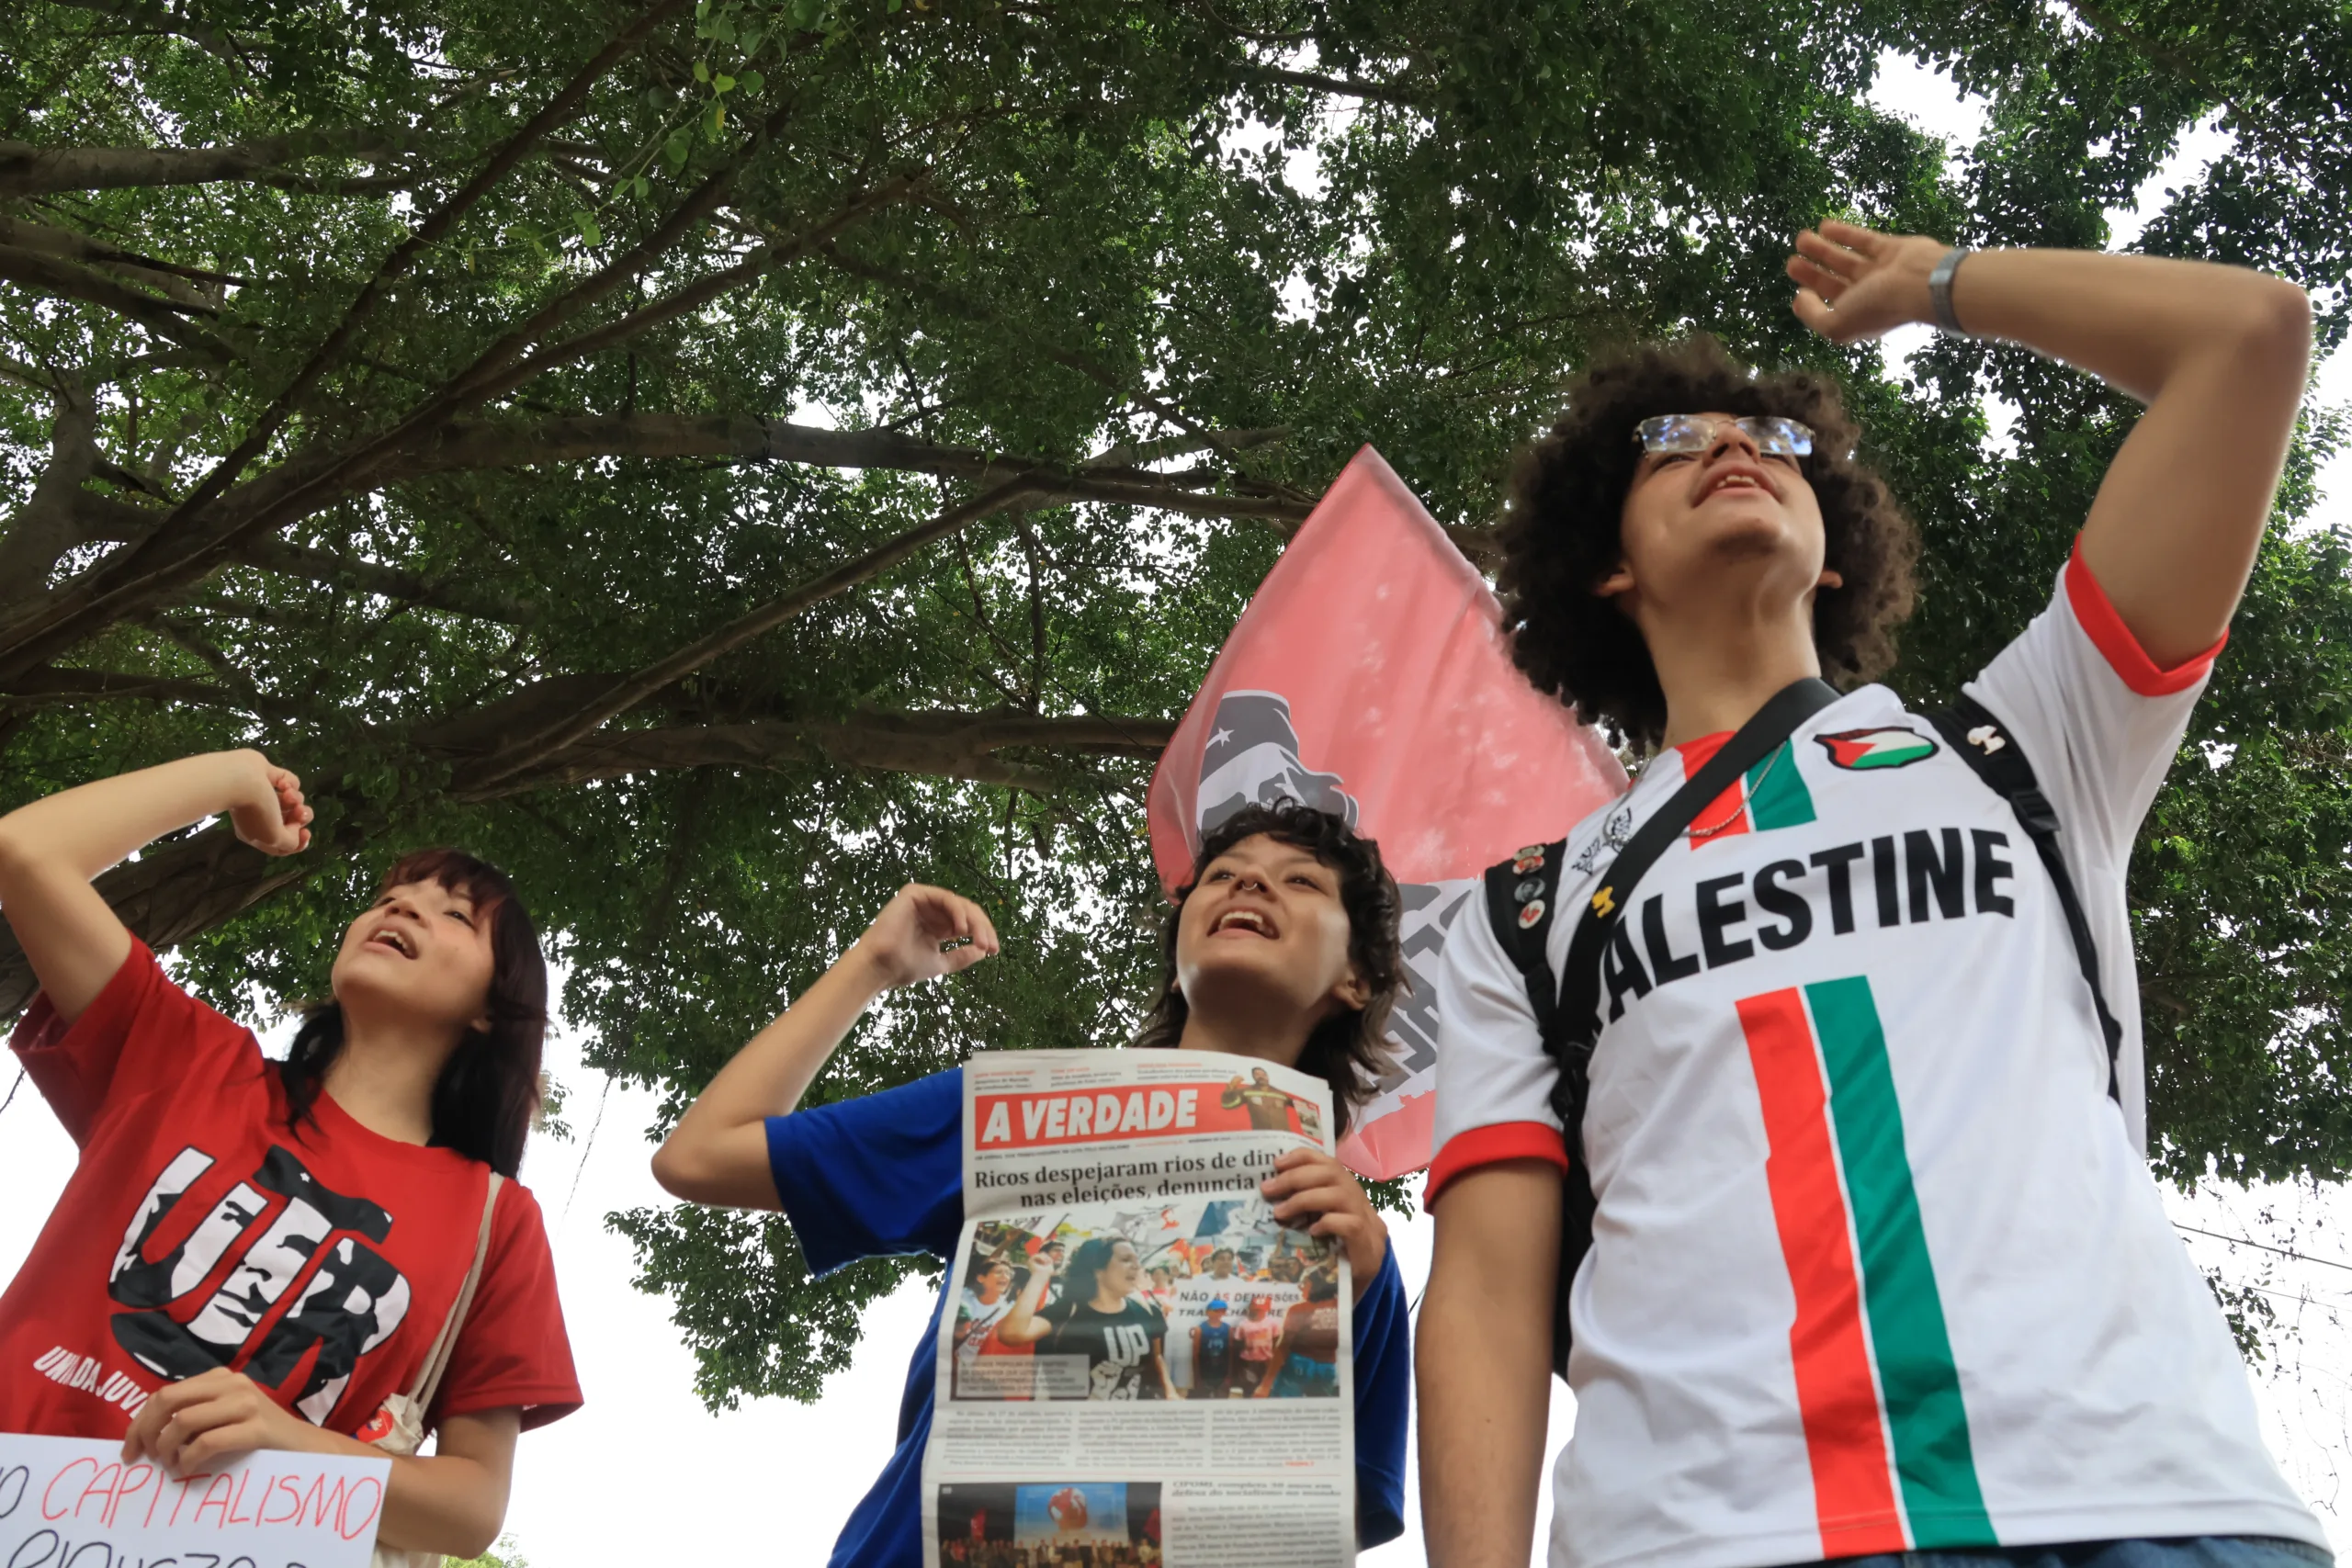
[923,1050,1354,1568]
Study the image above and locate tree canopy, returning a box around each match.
[1,0,2346,1404]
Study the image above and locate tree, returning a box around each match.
[1,0,2345,1405]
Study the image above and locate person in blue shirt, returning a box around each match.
[650,801,1414,1562]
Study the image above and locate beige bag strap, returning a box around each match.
[402,1170,504,1418]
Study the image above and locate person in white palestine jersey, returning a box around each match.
[1416,219,2327,1568]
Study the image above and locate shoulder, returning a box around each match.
[489,1174,552,1245]
[467,1173,560,1296]
[777,1065,963,1145]
[1970,543,2222,730]
[11,940,262,1142]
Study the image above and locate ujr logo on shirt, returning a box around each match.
[106,1143,413,1425]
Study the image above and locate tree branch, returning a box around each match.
[0,127,416,197]
[816,243,1211,437]
[457,473,1052,790]
[399,413,1313,520]
[461,175,922,411]
[0,244,238,361]
[0,665,305,719]
[46,0,258,75]
[0,378,99,610]
[465,709,1176,796]
[0,0,693,678]
[230,537,533,623]
[0,215,232,310]
[1225,61,1427,107]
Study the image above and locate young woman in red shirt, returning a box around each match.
[0,749,582,1559]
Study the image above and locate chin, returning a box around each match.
[1693,506,1807,555]
[330,952,410,1009]
[1181,950,1313,1013]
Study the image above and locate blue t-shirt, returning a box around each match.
[765,1067,1411,1565]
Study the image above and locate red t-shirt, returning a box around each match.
[2,941,582,1438]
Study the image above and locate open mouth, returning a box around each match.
[1210,908,1278,940]
[365,928,417,959]
[1699,468,1772,502]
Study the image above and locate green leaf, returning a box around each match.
[662,130,691,171]
[713,73,735,94]
[692,59,710,83]
[737,69,763,96]
[575,212,601,247]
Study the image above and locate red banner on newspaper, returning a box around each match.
[1147,447,1625,1179]
[974,1075,1322,1150]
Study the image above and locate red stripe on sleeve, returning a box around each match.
[1422,1121,1568,1211]
[2064,536,2227,696]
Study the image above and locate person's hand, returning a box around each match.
[227,750,311,856]
[1260,1146,1388,1298]
[1787,219,1951,344]
[848,883,1001,989]
[121,1368,326,1474]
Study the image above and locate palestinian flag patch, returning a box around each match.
[1815,726,1939,772]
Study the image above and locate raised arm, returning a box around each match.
[0,750,309,1021]
[994,1252,1059,1347]
[1419,1161,1562,1568]
[1790,220,2313,666]
[649,882,1000,1210]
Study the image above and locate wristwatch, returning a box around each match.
[1928,246,1972,334]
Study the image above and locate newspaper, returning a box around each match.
[923,1049,1353,1568]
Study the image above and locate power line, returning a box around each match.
[2176,1221,2352,1275]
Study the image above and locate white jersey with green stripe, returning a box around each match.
[1428,550,2324,1568]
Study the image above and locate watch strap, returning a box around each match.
[1928,245,1973,334]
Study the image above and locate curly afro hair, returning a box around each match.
[1131,801,1404,1136]
[1496,336,1919,750]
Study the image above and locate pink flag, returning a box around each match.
[1148,447,1625,1179]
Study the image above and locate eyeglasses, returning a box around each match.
[1634,413,1815,459]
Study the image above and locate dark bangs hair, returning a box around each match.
[1131,802,1405,1137]
[1497,335,1920,749]
[283,848,548,1177]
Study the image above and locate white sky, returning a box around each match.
[5,46,2351,1568]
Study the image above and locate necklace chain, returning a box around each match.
[1682,742,1783,841]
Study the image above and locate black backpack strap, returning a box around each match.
[1482,840,1567,1040]
[1929,694,2124,1100]
[1481,839,1589,1384]
[1553,678,1845,1087]
[1534,676,1842,1380]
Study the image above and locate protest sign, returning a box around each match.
[1146,446,1625,1179]
[926,1051,1351,1567]
[0,1432,390,1568]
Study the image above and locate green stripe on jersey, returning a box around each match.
[1747,739,1816,830]
[1805,976,1996,1547]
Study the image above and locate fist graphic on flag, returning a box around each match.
[1148,447,1624,1179]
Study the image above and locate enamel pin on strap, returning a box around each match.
[1928,245,1972,333]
